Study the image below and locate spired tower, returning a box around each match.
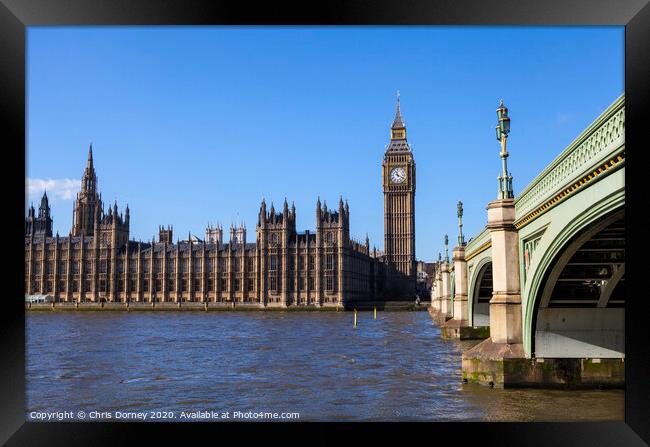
[382,92,416,297]
[72,144,102,237]
[159,225,173,244]
[25,191,53,237]
[230,222,247,245]
[205,223,223,244]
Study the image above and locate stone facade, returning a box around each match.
[25,98,418,306]
[381,93,417,296]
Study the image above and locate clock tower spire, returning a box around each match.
[391,90,407,140]
[382,91,416,298]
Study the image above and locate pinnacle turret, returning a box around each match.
[391,90,405,129]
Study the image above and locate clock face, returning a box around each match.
[390,167,406,184]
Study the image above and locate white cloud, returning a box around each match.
[26,177,81,200]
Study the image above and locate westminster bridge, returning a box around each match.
[430,94,625,388]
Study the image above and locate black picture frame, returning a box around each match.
[2,1,648,445]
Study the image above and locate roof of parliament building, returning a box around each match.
[25,95,418,303]
[26,94,411,262]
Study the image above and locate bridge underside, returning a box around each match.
[473,262,492,328]
[534,215,625,359]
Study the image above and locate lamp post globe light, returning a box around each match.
[496,99,514,199]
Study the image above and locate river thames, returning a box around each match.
[26,311,623,421]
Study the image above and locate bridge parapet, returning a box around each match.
[514,94,625,225]
[465,227,491,261]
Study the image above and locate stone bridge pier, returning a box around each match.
[461,197,526,385]
[428,254,449,325]
[440,201,491,340]
[435,96,625,388]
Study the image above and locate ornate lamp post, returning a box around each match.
[457,201,465,246]
[444,234,449,262]
[495,99,513,199]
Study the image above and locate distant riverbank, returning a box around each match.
[26,301,429,312]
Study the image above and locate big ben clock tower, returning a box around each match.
[382,91,416,297]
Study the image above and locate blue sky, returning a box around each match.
[26,26,623,261]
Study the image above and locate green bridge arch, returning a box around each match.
[520,179,625,357]
[460,94,625,360]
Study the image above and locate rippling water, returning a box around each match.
[26,311,623,421]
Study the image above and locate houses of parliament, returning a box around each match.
[24,97,417,307]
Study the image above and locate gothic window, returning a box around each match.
[271,233,278,245]
[247,258,254,272]
[99,280,106,292]
[193,259,201,273]
[206,259,213,272]
[207,279,213,291]
[298,256,304,270]
[167,259,175,273]
[58,263,66,275]
[85,261,93,274]
[247,278,254,292]
[155,280,162,292]
[167,279,174,291]
[101,233,108,246]
[58,280,65,291]
[326,232,333,243]
[117,261,123,273]
[154,259,161,273]
[100,260,108,273]
[72,281,78,292]
[233,279,240,291]
[181,280,187,292]
[326,276,333,291]
[289,257,294,271]
[308,277,314,290]
[308,256,314,271]
[46,281,53,292]
[220,278,226,290]
[129,260,137,273]
[218,259,226,272]
[298,277,304,291]
[142,280,149,292]
[181,259,188,273]
[270,256,277,271]
[34,264,41,274]
[269,276,277,292]
[326,254,334,270]
[72,262,79,274]
[194,281,200,292]
[117,281,123,292]
[143,262,149,273]
[233,258,240,272]
[130,280,136,292]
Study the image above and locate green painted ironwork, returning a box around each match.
[515,94,624,220]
